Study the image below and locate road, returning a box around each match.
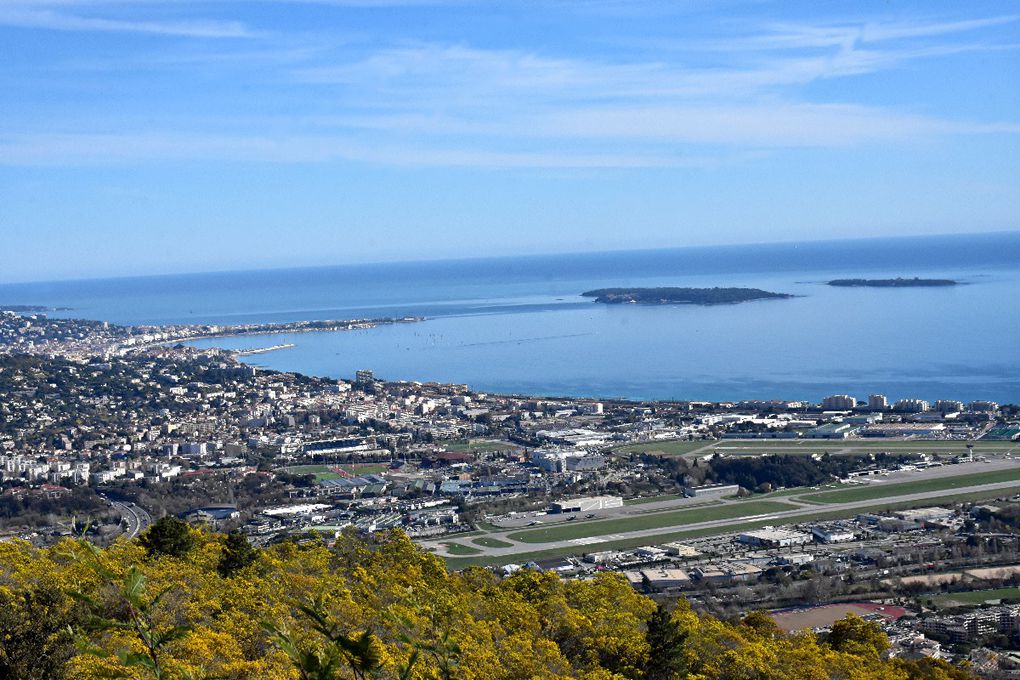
[421,458,1020,562]
[112,500,152,539]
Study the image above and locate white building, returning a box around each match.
[934,400,965,414]
[684,483,740,498]
[893,399,930,413]
[811,525,857,543]
[738,528,812,548]
[821,394,857,410]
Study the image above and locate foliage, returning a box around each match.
[140,516,197,559]
[707,453,915,491]
[69,540,199,680]
[582,287,792,305]
[217,532,259,578]
[826,614,890,658]
[645,603,687,680]
[0,528,979,679]
[263,597,383,680]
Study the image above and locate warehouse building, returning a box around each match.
[550,495,623,513]
[738,528,812,548]
[684,483,740,498]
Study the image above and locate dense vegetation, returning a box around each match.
[625,453,917,497]
[0,486,114,531]
[0,524,973,679]
[581,288,793,305]
[706,453,916,493]
[827,278,957,287]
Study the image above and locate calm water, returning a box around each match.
[2,232,1019,403]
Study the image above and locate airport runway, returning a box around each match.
[421,458,1020,562]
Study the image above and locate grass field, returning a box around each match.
[612,439,1017,460]
[613,441,711,457]
[801,468,1020,504]
[624,494,683,505]
[440,541,482,556]
[738,486,837,501]
[933,587,1020,606]
[442,484,1020,569]
[505,500,796,544]
[472,537,514,549]
[713,440,1019,454]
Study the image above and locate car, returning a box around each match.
[585,513,596,518]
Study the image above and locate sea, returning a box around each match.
[2,231,1019,404]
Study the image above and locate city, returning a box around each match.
[3,308,1020,673]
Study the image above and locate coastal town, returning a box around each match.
[3,308,1020,673]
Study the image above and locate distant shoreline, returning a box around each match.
[0,304,73,313]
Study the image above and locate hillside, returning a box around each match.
[0,521,972,679]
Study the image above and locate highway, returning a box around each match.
[112,500,152,539]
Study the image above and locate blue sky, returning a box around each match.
[1,0,1018,282]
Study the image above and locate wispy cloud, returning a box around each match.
[756,15,1020,50]
[0,131,726,168]
[279,17,1020,155]
[0,5,256,38]
[1,6,1017,168]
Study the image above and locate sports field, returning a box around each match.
[933,588,1020,606]
[801,468,1020,504]
[441,439,522,453]
[276,463,388,481]
[505,500,796,544]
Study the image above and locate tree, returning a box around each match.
[140,516,196,558]
[826,614,889,658]
[645,603,688,680]
[217,531,259,577]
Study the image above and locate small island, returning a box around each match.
[827,277,957,288]
[582,287,794,305]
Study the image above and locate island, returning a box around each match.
[581,287,793,305]
[827,277,957,288]
[0,304,72,312]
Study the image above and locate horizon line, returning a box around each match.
[2,227,1018,288]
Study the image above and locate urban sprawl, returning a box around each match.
[3,308,1020,675]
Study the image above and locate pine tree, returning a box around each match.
[217,531,258,577]
[139,516,195,559]
[645,603,687,680]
